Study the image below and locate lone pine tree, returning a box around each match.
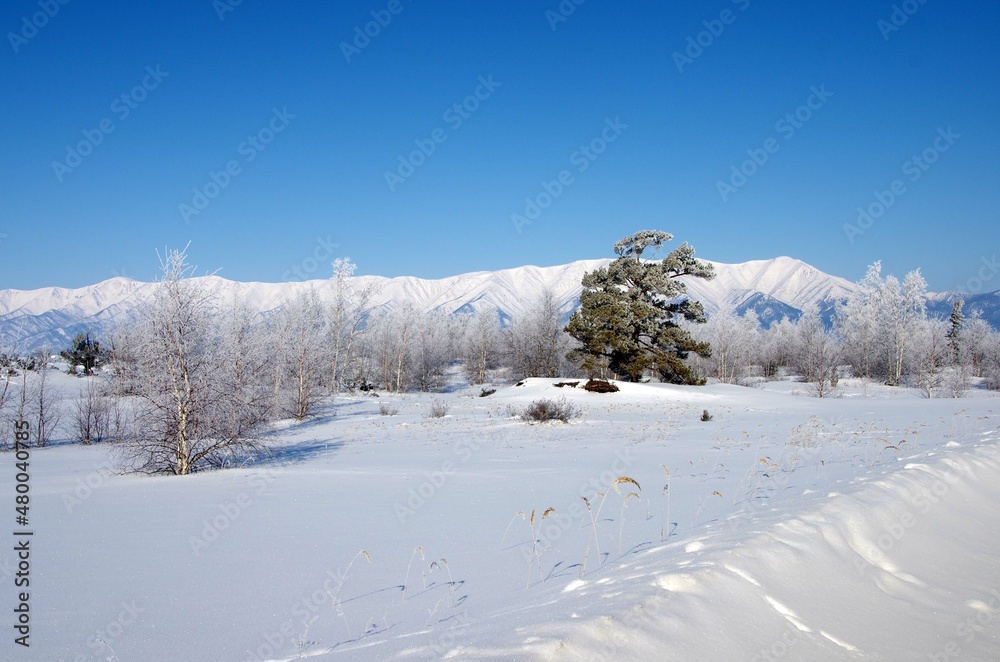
[566,230,715,384]
[947,299,964,363]
[60,332,107,376]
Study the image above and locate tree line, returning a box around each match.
[691,261,1000,397]
[0,247,580,471]
[1,234,997,474]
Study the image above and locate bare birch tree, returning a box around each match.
[326,258,379,393]
[111,247,271,475]
[274,287,327,420]
[462,311,503,384]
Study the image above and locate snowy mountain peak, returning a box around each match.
[0,257,995,352]
[696,256,856,313]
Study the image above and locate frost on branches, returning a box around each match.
[566,230,715,384]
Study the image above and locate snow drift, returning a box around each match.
[516,445,1000,661]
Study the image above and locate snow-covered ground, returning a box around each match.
[3,374,999,661]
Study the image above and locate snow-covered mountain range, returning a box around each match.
[1,256,996,352]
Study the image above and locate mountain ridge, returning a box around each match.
[1,256,996,352]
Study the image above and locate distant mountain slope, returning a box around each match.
[0,257,994,352]
[925,290,1000,330]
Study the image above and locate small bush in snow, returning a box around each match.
[379,402,400,416]
[427,401,449,418]
[479,388,496,397]
[74,381,113,445]
[522,397,578,423]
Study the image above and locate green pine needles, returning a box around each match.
[566,230,715,384]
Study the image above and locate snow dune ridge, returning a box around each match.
[492,444,1000,661]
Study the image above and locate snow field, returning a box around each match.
[1,376,998,660]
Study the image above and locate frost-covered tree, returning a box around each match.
[697,304,760,384]
[110,247,271,475]
[12,349,61,447]
[566,231,714,383]
[792,303,841,397]
[983,331,1000,391]
[389,304,418,392]
[960,315,997,378]
[835,261,928,385]
[216,294,276,431]
[835,262,883,380]
[274,287,327,419]
[412,310,452,390]
[889,270,929,385]
[507,289,574,379]
[73,378,114,445]
[758,316,797,379]
[364,302,420,392]
[326,258,379,393]
[910,318,952,398]
[0,353,11,450]
[462,311,503,384]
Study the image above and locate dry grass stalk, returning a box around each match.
[661,464,672,542]
[429,557,458,607]
[618,491,640,556]
[526,507,556,587]
[402,546,426,600]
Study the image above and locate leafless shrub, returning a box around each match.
[521,397,578,423]
[74,379,112,445]
[427,400,449,418]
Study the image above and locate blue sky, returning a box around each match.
[3,0,998,292]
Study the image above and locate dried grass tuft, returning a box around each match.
[522,397,578,423]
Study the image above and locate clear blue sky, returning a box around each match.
[3,0,998,292]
